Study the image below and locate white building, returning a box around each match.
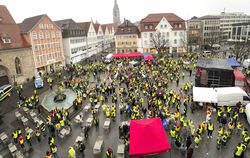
[94,23,104,53]
[140,13,187,54]
[55,19,87,64]
[218,12,250,41]
[78,22,98,57]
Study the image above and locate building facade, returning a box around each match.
[218,12,250,41]
[55,19,87,64]
[140,13,186,54]
[229,22,250,42]
[78,22,98,57]
[94,23,104,53]
[19,14,65,75]
[113,0,121,25]
[187,17,203,51]
[115,19,140,53]
[199,15,221,48]
[0,5,34,86]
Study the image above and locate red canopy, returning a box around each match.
[112,53,128,58]
[144,56,154,61]
[127,52,143,57]
[129,118,171,158]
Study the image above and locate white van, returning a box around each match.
[105,53,113,63]
[203,50,212,56]
[215,87,250,106]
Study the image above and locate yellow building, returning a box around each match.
[115,19,140,53]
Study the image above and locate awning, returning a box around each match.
[127,52,143,57]
[227,58,241,67]
[112,53,128,58]
[129,118,171,157]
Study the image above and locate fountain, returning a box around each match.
[41,68,77,116]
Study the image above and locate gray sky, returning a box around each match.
[1,0,250,24]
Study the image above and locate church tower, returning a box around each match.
[113,0,121,25]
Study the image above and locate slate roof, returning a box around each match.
[18,14,45,33]
[115,19,140,35]
[0,5,30,50]
[55,19,83,30]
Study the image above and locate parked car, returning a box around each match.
[203,50,212,56]
[34,76,43,88]
[0,84,12,101]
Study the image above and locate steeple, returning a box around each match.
[113,0,121,25]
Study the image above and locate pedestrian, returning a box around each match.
[207,121,214,139]
[78,141,85,158]
[217,135,221,150]
[25,131,32,147]
[221,114,227,130]
[194,134,201,148]
[18,135,24,148]
[51,144,58,158]
[179,144,187,158]
[187,145,194,158]
[46,151,52,158]
[106,147,113,158]
[186,136,192,149]
[68,146,75,158]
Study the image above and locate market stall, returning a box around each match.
[129,117,171,158]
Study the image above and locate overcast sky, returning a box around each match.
[2,0,250,24]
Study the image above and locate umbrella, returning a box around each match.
[144,56,154,61]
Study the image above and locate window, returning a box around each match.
[150,33,153,38]
[47,44,51,49]
[39,32,44,40]
[39,24,43,29]
[174,39,177,44]
[56,32,61,38]
[133,41,136,45]
[164,25,167,28]
[15,57,21,74]
[58,43,61,48]
[36,56,40,63]
[49,24,53,29]
[54,52,58,58]
[32,32,37,40]
[174,32,177,36]
[45,24,48,30]
[34,45,39,51]
[43,55,46,61]
[161,25,163,28]
[60,52,62,57]
[179,24,182,28]
[2,37,11,43]
[52,32,55,39]
[53,43,56,48]
[144,25,148,29]
[41,44,45,50]
[46,32,50,39]
[149,25,153,29]
[167,32,169,36]
[48,53,52,60]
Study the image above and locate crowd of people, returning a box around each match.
[10,52,250,158]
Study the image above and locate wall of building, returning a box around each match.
[25,16,65,75]
[0,47,34,85]
[115,34,139,53]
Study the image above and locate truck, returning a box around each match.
[233,69,248,92]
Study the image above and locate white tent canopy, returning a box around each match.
[193,87,217,103]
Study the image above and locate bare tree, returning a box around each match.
[150,32,170,57]
[180,31,190,53]
[204,30,221,49]
[231,41,250,61]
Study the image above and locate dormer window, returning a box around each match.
[2,37,11,43]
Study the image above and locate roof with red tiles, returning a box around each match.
[141,13,185,23]
[0,5,30,50]
[78,22,91,32]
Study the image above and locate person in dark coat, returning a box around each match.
[186,136,192,149]
[187,145,194,158]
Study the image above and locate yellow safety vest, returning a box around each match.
[69,148,75,157]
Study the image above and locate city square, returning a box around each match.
[0,0,250,158]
